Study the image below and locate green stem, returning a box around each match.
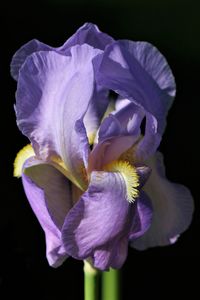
[84,260,99,300]
[102,269,120,300]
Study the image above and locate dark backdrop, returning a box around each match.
[0,0,199,299]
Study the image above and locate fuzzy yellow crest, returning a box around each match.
[104,160,139,203]
[13,144,35,178]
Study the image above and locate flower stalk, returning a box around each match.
[102,269,120,300]
[84,260,99,300]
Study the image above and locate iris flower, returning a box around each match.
[12,23,194,271]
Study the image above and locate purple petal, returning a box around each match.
[122,41,176,97]
[66,23,113,143]
[94,40,176,135]
[62,170,134,270]
[10,39,54,80]
[98,100,161,163]
[16,45,102,188]
[98,114,122,139]
[136,166,152,188]
[113,102,145,136]
[134,112,161,162]
[99,101,144,141]
[129,191,153,240]
[88,136,135,172]
[64,22,114,50]
[11,23,113,81]
[22,158,72,267]
[93,237,128,270]
[132,152,194,250]
[87,101,146,171]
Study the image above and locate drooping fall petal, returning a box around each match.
[62,170,152,270]
[132,152,194,249]
[22,158,72,267]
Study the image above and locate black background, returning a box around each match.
[0,0,199,299]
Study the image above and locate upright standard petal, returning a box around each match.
[63,22,114,50]
[10,39,54,81]
[11,23,113,81]
[132,152,194,250]
[123,41,176,97]
[22,159,72,267]
[16,45,102,189]
[62,170,135,270]
[94,40,176,135]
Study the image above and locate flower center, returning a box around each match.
[14,145,140,203]
[103,160,139,203]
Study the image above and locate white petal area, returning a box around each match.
[132,152,194,250]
